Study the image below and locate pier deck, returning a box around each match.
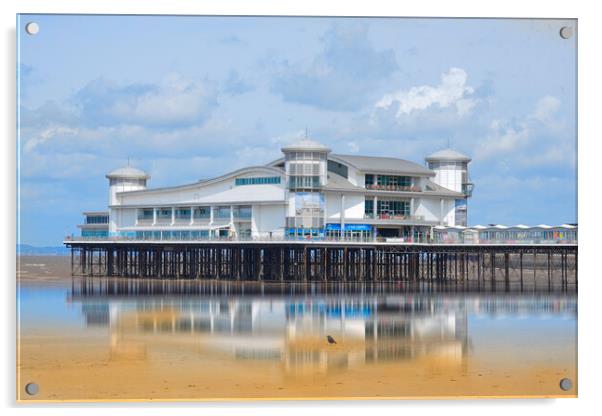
[64,239,577,286]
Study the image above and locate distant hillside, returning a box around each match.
[17,244,70,256]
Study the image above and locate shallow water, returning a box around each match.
[17,258,577,401]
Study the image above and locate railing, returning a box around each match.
[64,234,577,245]
[365,184,422,192]
[364,213,425,221]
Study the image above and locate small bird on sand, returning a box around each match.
[326,335,337,344]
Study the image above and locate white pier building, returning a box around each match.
[78,138,474,242]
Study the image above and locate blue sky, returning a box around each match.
[17,15,577,246]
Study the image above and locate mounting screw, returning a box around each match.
[559,378,573,391]
[25,22,39,35]
[559,26,573,39]
[25,382,39,396]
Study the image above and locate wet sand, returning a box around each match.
[17,255,72,285]
[17,332,576,401]
[16,256,578,401]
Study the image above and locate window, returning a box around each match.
[365,199,374,215]
[288,175,320,189]
[234,205,252,219]
[82,230,108,238]
[376,200,410,216]
[175,208,191,219]
[193,207,210,219]
[137,208,153,220]
[365,175,413,189]
[215,206,231,219]
[86,215,109,224]
[327,160,348,178]
[157,208,172,219]
[235,176,281,186]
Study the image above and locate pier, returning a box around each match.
[65,240,577,286]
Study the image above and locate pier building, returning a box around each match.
[77,139,474,242]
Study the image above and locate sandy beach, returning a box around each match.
[16,256,578,402]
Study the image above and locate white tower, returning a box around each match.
[425,149,473,226]
[425,148,473,196]
[106,166,150,206]
[281,138,331,233]
[105,166,150,236]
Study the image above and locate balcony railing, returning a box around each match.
[364,213,425,221]
[64,234,577,245]
[365,184,421,192]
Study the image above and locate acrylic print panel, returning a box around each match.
[16,14,577,401]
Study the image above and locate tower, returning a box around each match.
[425,148,473,226]
[106,166,150,206]
[281,139,331,234]
[105,166,150,236]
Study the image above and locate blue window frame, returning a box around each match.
[235,176,281,186]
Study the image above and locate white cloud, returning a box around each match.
[376,68,476,117]
[271,23,399,111]
[23,125,78,153]
[76,73,218,128]
[475,94,569,165]
[532,95,561,122]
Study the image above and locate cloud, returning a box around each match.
[270,23,398,111]
[376,68,477,117]
[223,70,254,95]
[74,74,218,128]
[532,95,561,122]
[475,95,571,166]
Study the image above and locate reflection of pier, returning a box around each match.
[67,242,577,287]
[70,282,576,375]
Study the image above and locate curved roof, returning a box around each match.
[425,148,471,162]
[331,154,435,177]
[281,138,331,153]
[117,165,284,196]
[106,166,150,180]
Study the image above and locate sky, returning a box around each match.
[17,15,577,246]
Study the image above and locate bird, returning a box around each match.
[326,335,337,345]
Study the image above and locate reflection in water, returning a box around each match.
[68,278,576,377]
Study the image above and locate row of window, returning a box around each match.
[365,199,411,216]
[428,161,468,169]
[235,176,281,186]
[284,152,327,161]
[137,206,252,221]
[288,163,322,175]
[365,174,412,187]
[134,230,211,239]
[288,175,321,189]
[85,215,109,224]
[82,230,109,237]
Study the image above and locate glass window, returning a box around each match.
[175,208,191,219]
[193,207,210,218]
[157,208,172,219]
[138,208,154,220]
[215,206,231,219]
[235,176,281,186]
[235,205,252,219]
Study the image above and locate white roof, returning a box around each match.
[425,148,471,162]
[106,166,150,180]
[281,138,331,153]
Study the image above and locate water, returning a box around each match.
[17,258,577,401]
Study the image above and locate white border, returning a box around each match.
[3,1,599,415]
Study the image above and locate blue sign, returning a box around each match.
[325,223,372,231]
